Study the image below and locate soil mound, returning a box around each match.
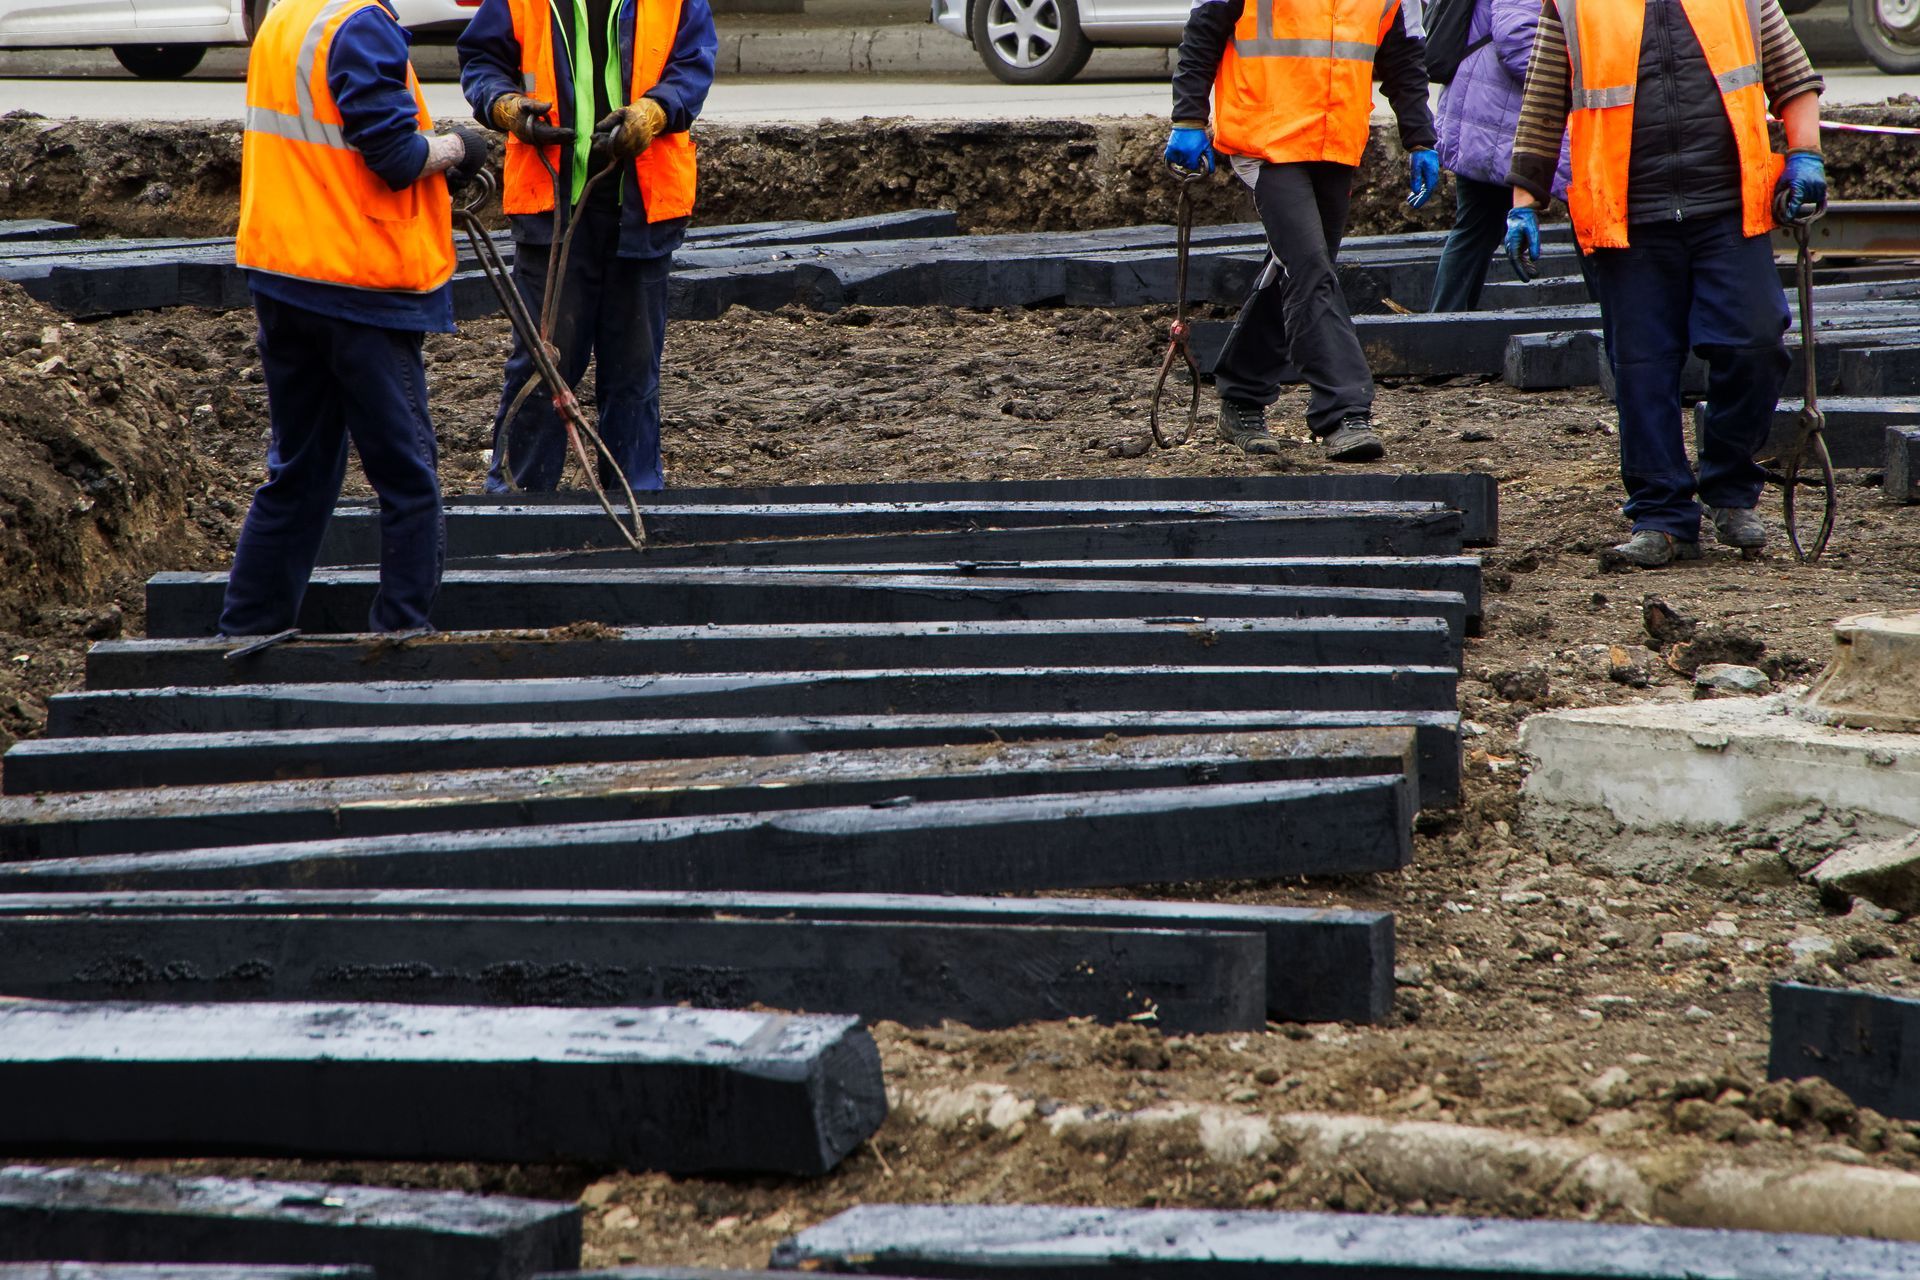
[0,280,222,630]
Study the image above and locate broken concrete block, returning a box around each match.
[1694,664,1772,697]
[1888,426,1920,504]
[1810,832,1920,914]
[1803,611,1920,733]
[0,1002,886,1175]
[0,1164,579,1280]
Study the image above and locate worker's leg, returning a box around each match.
[1688,212,1791,515]
[591,250,671,492]
[1428,176,1511,313]
[217,294,352,637]
[333,318,445,633]
[485,199,617,493]
[1589,221,1701,541]
[1220,161,1373,438]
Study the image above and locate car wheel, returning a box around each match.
[1852,0,1920,72]
[245,0,282,39]
[969,0,1093,85]
[111,43,207,77]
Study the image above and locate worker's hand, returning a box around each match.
[489,93,572,147]
[1504,206,1540,282]
[445,125,491,193]
[1407,147,1440,209]
[1773,148,1828,224]
[591,97,669,168]
[1163,123,1214,175]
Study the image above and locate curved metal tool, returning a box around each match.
[1771,214,1837,563]
[1114,164,1208,459]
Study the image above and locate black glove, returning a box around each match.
[446,125,491,194]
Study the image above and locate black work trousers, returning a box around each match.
[1214,159,1374,438]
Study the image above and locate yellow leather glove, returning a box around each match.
[489,93,572,146]
[591,97,669,166]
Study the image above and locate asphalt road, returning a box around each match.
[4,65,1920,124]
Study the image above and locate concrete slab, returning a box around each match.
[769,1202,1920,1279]
[1520,695,1920,869]
[0,1003,884,1175]
[0,1164,579,1280]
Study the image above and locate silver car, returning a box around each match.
[932,0,1896,85]
[930,0,1186,84]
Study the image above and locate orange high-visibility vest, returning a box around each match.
[1212,0,1403,166]
[1562,0,1785,251]
[500,0,696,223]
[236,0,454,294]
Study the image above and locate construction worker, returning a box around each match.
[1504,0,1825,567]
[221,0,487,637]
[1168,0,1438,463]
[457,0,716,494]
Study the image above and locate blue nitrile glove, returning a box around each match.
[1407,148,1440,209]
[1773,148,1827,223]
[1504,206,1540,282]
[1164,124,1214,175]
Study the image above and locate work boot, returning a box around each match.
[1216,399,1283,455]
[1706,505,1767,550]
[1602,530,1703,569]
[1322,415,1386,462]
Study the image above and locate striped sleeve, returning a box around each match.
[1505,0,1569,203]
[1758,0,1823,114]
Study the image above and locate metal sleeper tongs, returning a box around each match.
[1113,163,1208,459]
[1771,209,1838,563]
[454,157,647,550]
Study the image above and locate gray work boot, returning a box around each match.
[1706,504,1767,550]
[1602,530,1703,569]
[1322,415,1386,462]
[1217,399,1283,455]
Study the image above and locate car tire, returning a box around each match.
[111,43,207,77]
[969,0,1093,85]
[1852,0,1920,72]
[245,0,282,39]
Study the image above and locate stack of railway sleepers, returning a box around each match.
[0,473,1483,1189]
[0,474,1475,1022]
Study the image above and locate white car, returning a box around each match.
[931,0,1897,84]
[0,0,473,79]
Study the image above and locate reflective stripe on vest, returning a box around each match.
[235,0,454,293]
[500,0,697,224]
[1213,0,1400,166]
[1561,0,1784,252]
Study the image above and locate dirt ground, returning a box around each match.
[6,231,1920,1260]
[13,289,1919,1260]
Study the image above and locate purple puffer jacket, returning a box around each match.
[1434,0,1571,196]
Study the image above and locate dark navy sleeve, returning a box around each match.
[1172,0,1239,124]
[644,0,716,132]
[328,5,430,191]
[457,0,527,129]
[1376,9,1437,150]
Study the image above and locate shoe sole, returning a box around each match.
[1325,440,1385,462]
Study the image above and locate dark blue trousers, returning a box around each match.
[486,193,672,493]
[218,293,444,637]
[1428,176,1511,313]
[1589,210,1790,541]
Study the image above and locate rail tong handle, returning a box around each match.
[1780,210,1837,563]
[1147,164,1210,451]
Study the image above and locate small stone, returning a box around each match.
[1585,1066,1639,1109]
[1694,663,1772,697]
[580,1181,615,1208]
[1489,666,1551,704]
[1227,1087,1259,1104]
[1703,919,1739,938]
[710,464,738,478]
[1549,1087,1595,1125]
[1660,931,1713,958]
[1684,1004,1714,1021]
[1500,890,1546,906]
[1394,963,1429,987]
[1643,596,1697,646]
[1788,935,1838,964]
[1253,1066,1281,1085]
[1244,1179,1281,1205]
